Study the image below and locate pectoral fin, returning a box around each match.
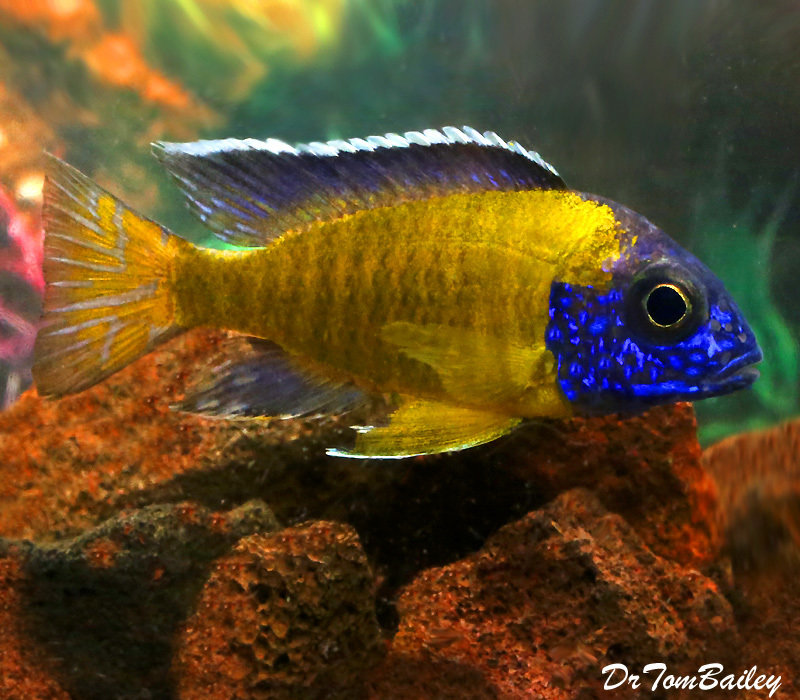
[381,321,567,415]
[328,398,521,459]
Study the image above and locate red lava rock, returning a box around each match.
[0,500,279,699]
[0,327,357,543]
[174,520,382,700]
[0,329,246,540]
[501,402,718,569]
[0,549,69,700]
[703,416,800,570]
[367,489,738,700]
[703,418,800,698]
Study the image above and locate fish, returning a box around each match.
[32,126,762,458]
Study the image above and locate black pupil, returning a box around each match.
[646,285,687,327]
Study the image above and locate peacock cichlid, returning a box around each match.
[32,126,762,457]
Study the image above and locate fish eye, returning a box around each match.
[626,264,707,344]
[643,283,690,328]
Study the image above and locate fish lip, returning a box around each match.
[701,354,761,396]
[686,366,759,402]
[693,348,762,397]
[714,366,760,391]
[715,348,763,381]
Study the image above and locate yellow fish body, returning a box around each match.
[34,127,761,457]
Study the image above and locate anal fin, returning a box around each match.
[177,337,364,419]
[329,398,521,459]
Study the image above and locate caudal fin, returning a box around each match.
[33,157,185,396]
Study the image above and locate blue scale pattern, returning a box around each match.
[545,281,761,413]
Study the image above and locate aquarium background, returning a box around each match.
[0,0,798,443]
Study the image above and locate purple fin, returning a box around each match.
[176,336,365,419]
[152,126,565,247]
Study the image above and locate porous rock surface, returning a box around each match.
[367,488,737,699]
[704,419,800,699]
[499,401,718,570]
[174,521,382,700]
[1,499,279,699]
[0,552,70,700]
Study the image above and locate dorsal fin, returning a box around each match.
[152,126,566,247]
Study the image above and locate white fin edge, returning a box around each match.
[156,126,560,177]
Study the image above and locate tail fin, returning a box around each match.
[33,157,185,396]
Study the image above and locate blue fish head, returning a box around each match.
[545,197,763,414]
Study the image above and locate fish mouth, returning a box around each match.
[710,365,760,392]
[702,348,763,394]
[716,348,764,379]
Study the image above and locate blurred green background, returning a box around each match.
[1,0,798,443]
